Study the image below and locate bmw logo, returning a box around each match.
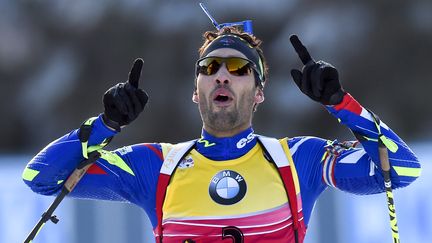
[209,170,247,205]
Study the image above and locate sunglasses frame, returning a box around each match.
[195,56,262,81]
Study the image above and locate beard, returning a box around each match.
[200,102,239,131]
[198,87,255,132]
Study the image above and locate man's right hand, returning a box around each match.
[289,35,345,106]
[102,58,149,131]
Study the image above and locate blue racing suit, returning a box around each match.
[23,93,421,231]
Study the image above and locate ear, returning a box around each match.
[192,90,199,103]
[254,88,264,104]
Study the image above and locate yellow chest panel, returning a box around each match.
[162,144,289,220]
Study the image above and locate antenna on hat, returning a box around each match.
[199,3,253,35]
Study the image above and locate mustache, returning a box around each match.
[210,84,235,97]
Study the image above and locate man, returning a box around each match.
[23,27,421,242]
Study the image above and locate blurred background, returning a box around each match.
[0,0,431,242]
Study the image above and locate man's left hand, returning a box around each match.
[289,35,345,105]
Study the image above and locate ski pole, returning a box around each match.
[24,151,100,243]
[368,110,401,243]
[354,110,401,242]
[378,137,400,243]
[24,117,109,243]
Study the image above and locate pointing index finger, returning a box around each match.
[289,35,314,65]
[128,58,144,88]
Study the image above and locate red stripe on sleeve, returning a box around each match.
[86,164,107,175]
[142,144,164,161]
[332,93,362,115]
[330,156,338,187]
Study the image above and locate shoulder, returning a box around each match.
[128,141,195,160]
[113,143,168,161]
[287,136,327,149]
[159,143,174,158]
[256,135,328,157]
[256,135,327,153]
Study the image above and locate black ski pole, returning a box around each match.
[24,151,100,243]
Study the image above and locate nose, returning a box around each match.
[215,64,230,85]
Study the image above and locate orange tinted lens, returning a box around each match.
[225,58,251,76]
[197,57,223,75]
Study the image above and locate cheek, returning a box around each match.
[196,74,210,85]
[196,76,206,91]
[236,88,256,108]
[196,77,212,97]
[194,87,209,105]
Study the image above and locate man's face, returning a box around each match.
[193,48,264,135]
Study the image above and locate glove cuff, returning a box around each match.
[326,89,346,105]
[101,113,121,132]
[327,93,362,114]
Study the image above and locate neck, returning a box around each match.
[197,127,257,161]
[203,123,252,138]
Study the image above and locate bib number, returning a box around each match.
[222,226,244,243]
[183,226,244,243]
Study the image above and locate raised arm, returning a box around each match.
[22,59,157,205]
[287,36,421,225]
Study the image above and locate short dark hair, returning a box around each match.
[198,27,269,87]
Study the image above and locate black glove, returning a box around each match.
[102,58,149,130]
[289,35,345,105]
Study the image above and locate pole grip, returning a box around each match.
[379,143,391,172]
[63,163,93,192]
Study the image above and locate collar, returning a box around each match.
[195,127,257,161]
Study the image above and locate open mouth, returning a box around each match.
[214,94,230,102]
[212,89,234,106]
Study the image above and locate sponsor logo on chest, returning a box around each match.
[209,170,247,205]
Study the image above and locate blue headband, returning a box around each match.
[201,34,265,86]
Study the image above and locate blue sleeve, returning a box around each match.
[22,115,117,195]
[70,143,163,227]
[291,94,421,227]
[289,136,327,227]
[325,93,421,191]
[22,115,163,227]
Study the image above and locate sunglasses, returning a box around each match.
[196,56,260,78]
